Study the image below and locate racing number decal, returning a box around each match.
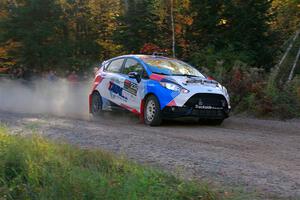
[124,80,138,96]
[108,79,137,100]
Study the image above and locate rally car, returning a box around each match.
[89,55,230,126]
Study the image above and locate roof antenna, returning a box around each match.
[152,52,167,57]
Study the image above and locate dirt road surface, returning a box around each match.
[0,111,299,199]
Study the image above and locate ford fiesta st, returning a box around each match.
[89,55,230,126]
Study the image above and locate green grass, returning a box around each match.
[0,125,250,200]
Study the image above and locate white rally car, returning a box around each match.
[89,55,230,126]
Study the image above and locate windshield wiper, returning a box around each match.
[172,74,198,77]
[152,72,170,76]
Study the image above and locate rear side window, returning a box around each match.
[106,59,124,73]
[123,59,144,74]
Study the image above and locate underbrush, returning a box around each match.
[0,126,247,200]
[213,62,300,119]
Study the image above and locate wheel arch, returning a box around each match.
[142,92,161,108]
[139,92,158,121]
[142,93,163,126]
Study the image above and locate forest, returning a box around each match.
[0,0,300,118]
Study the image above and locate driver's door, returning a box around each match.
[121,58,146,112]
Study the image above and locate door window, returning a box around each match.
[123,59,144,75]
[106,59,124,73]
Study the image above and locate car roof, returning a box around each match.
[109,54,172,61]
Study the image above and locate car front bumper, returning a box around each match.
[162,93,230,119]
[162,106,230,119]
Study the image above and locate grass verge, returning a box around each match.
[0,125,248,200]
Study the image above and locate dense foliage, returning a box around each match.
[0,0,299,118]
[0,0,298,70]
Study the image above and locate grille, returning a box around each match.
[184,93,227,108]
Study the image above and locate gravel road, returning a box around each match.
[0,111,299,199]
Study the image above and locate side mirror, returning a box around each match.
[128,72,141,83]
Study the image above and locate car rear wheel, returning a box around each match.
[144,95,162,126]
[91,92,102,116]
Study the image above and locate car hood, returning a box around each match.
[149,73,230,108]
[149,73,227,96]
[168,76,230,108]
[167,76,219,88]
[169,75,229,96]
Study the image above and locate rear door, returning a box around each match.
[100,58,127,106]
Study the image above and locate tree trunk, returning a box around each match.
[278,30,299,67]
[287,46,300,82]
[170,0,175,57]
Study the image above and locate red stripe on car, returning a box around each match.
[92,75,104,91]
[89,75,104,113]
[120,103,140,115]
[207,76,214,81]
[149,74,165,81]
[167,100,176,106]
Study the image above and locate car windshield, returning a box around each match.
[142,58,204,77]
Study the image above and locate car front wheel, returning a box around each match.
[144,95,162,126]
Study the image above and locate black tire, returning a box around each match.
[144,95,162,126]
[91,92,102,116]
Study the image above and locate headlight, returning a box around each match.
[160,82,189,93]
[223,86,229,97]
[217,83,228,96]
[222,86,230,104]
[160,82,180,91]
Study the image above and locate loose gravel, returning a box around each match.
[0,111,299,199]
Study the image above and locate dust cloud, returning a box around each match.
[0,79,92,119]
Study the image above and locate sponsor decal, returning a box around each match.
[124,80,138,96]
[185,77,202,84]
[108,81,128,100]
[185,77,218,86]
[195,105,223,110]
